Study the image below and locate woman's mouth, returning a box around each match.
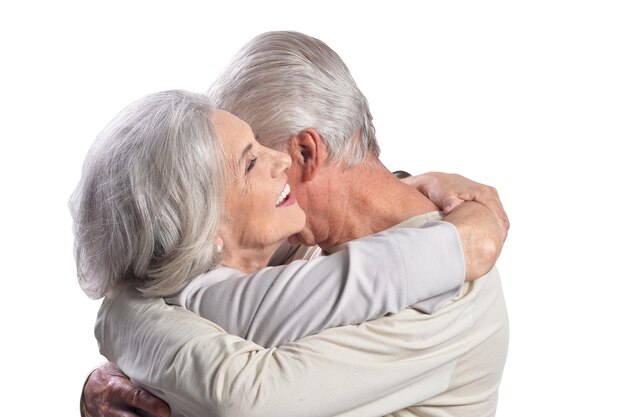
[275,183,294,207]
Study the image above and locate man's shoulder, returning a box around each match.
[320,268,503,339]
[388,211,444,230]
[269,242,325,264]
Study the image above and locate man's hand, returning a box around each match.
[82,361,170,417]
[402,172,510,241]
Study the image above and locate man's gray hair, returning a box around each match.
[70,90,224,299]
[208,31,380,166]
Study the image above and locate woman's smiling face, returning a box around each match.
[212,110,305,269]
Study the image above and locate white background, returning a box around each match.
[1,1,624,416]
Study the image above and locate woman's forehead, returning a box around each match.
[211,110,254,152]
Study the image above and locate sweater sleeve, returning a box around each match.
[166,221,464,347]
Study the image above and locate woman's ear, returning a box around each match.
[288,128,328,182]
[213,236,224,255]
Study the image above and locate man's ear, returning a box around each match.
[287,128,328,182]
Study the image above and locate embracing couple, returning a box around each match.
[74,31,509,417]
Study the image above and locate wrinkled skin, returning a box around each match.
[402,172,510,242]
[82,362,169,417]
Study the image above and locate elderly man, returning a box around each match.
[83,32,509,417]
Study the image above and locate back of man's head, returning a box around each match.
[208,31,380,166]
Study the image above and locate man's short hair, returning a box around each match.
[208,31,380,166]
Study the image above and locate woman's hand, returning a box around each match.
[442,201,505,280]
[402,172,510,242]
[82,361,169,417]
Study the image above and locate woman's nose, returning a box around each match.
[271,150,292,178]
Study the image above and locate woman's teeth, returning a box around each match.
[275,183,291,206]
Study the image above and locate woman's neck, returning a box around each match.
[219,240,281,273]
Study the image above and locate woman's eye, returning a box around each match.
[246,157,257,172]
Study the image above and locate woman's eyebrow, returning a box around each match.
[239,143,253,164]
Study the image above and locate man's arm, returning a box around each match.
[84,174,509,417]
[82,362,169,417]
[95,270,506,417]
[85,211,499,417]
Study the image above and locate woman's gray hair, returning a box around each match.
[208,31,380,166]
[70,90,224,299]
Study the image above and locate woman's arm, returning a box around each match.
[165,220,464,347]
[401,171,509,238]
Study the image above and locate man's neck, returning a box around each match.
[316,154,439,249]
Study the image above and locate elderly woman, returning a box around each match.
[73,90,503,417]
